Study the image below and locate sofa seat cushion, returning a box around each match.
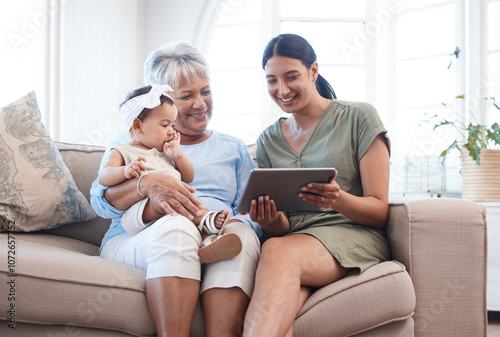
[0,233,155,336]
[294,261,415,337]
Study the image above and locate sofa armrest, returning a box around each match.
[386,198,487,337]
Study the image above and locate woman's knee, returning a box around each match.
[149,215,202,248]
[259,236,302,266]
[261,237,287,256]
[146,216,203,280]
[224,222,261,255]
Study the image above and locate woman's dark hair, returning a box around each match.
[262,34,337,99]
[120,85,174,120]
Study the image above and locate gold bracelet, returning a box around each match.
[137,174,146,197]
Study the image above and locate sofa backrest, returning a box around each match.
[43,141,258,247]
[41,142,110,247]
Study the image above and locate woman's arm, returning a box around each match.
[300,134,390,229]
[104,173,204,220]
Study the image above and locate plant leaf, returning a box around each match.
[488,122,500,146]
[491,97,500,110]
[464,142,481,164]
[432,120,454,130]
[439,140,458,165]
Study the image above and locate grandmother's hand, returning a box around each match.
[140,173,204,220]
[298,171,339,209]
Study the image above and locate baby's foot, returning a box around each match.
[213,209,230,230]
[197,209,232,235]
[199,232,242,263]
[198,209,239,263]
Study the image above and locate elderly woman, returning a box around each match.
[90,42,261,337]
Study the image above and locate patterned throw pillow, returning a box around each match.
[0,91,96,232]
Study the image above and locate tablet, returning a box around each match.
[236,168,336,213]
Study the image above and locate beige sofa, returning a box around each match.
[0,142,488,337]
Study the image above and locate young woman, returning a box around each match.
[243,34,391,337]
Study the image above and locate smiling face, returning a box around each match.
[264,55,319,114]
[171,75,213,142]
[134,102,177,152]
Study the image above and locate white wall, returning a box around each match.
[59,0,134,145]
[0,1,44,108]
[58,0,210,146]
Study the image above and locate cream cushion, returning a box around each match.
[0,91,96,232]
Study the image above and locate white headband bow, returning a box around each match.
[120,84,174,131]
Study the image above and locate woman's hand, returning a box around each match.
[247,195,290,236]
[298,171,339,209]
[140,173,204,220]
[249,195,279,225]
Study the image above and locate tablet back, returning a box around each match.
[236,168,336,213]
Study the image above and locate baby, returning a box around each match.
[98,84,241,263]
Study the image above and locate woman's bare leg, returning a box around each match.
[283,286,313,337]
[202,287,250,337]
[146,277,200,337]
[243,234,349,337]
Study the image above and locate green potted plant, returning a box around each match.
[427,95,500,164]
[425,95,500,201]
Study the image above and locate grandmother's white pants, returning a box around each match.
[100,199,260,297]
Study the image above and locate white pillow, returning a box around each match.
[0,91,96,232]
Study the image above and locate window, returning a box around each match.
[487,0,500,126]
[4,1,497,197]
[205,0,264,145]
[388,0,462,196]
[205,0,371,144]
[205,0,496,197]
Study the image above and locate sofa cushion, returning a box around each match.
[41,142,111,247]
[294,261,415,337]
[0,92,96,232]
[0,233,155,336]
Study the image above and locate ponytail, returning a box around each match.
[316,74,337,99]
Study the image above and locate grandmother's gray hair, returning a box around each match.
[143,42,210,88]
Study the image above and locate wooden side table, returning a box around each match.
[480,202,500,311]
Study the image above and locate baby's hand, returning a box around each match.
[124,156,146,179]
[164,132,182,160]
